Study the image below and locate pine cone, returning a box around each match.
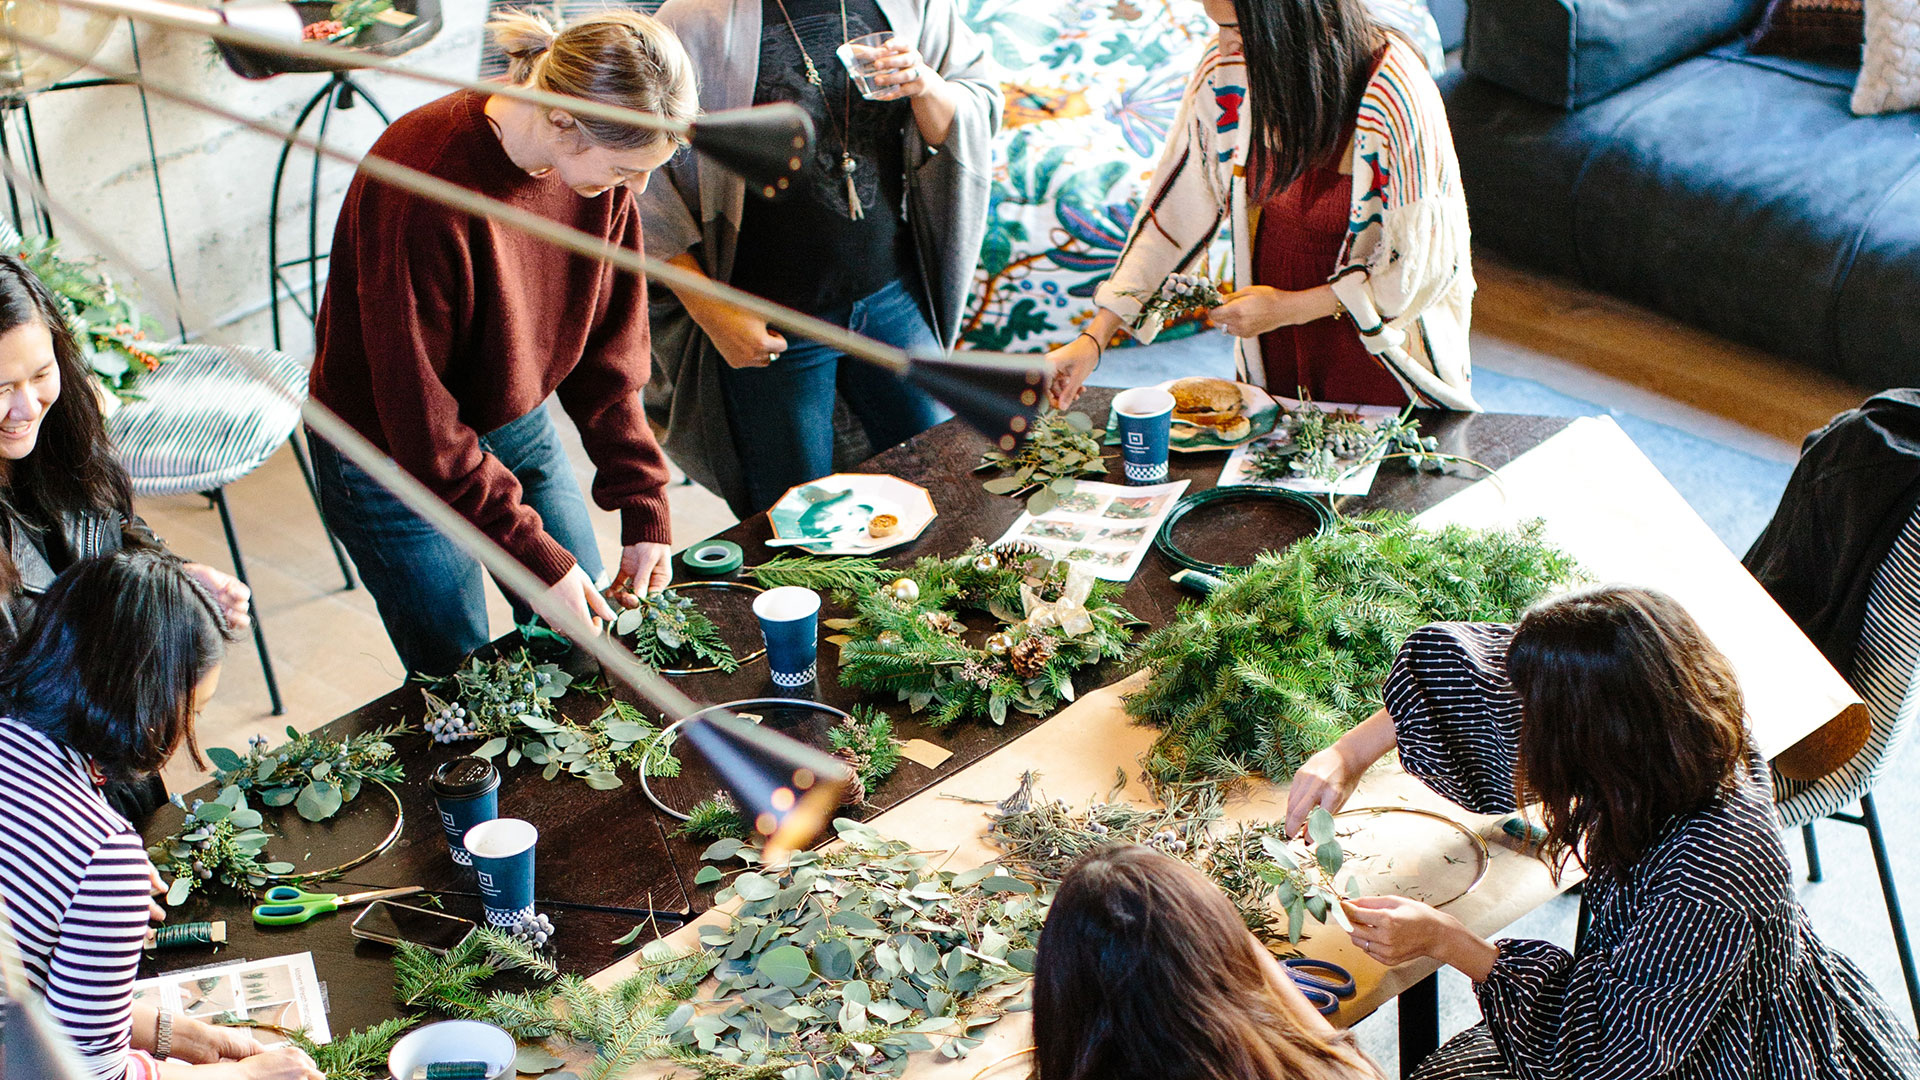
[834,749,869,805]
[1009,635,1056,678]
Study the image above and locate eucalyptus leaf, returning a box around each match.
[165,877,192,905]
[513,1045,566,1074]
[756,944,813,988]
[1307,806,1336,846]
[734,873,779,902]
[295,780,342,822]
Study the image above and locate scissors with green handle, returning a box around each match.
[252,885,423,926]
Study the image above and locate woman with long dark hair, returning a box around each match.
[1033,845,1383,1080]
[1045,0,1473,411]
[1286,586,1920,1079]
[0,254,251,822]
[0,550,321,1080]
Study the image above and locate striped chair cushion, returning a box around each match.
[106,344,309,497]
[1776,508,1920,827]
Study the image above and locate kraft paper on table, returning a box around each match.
[602,416,1861,1077]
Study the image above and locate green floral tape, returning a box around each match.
[683,540,744,576]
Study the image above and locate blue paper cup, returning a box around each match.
[428,757,499,867]
[1114,386,1175,484]
[463,818,538,929]
[752,586,821,689]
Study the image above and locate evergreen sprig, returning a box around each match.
[289,1016,416,1080]
[747,555,892,593]
[614,591,738,672]
[1127,514,1577,784]
[392,928,713,1074]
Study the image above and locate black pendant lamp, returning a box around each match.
[690,103,814,201]
[677,706,854,863]
[906,350,1050,452]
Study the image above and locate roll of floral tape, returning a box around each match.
[683,539,744,576]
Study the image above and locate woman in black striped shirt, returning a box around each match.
[1285,585,1920,1080]
[0,550,321,1080]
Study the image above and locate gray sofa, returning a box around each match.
[1439,0,1920,392]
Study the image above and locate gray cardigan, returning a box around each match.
[640,0,1001,512]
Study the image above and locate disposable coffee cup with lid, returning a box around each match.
[429,757,500,867]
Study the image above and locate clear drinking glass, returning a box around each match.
[835,32,898,99]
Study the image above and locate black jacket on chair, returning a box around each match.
[1743,390,1920,680]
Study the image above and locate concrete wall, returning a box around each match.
[12,2,487,355]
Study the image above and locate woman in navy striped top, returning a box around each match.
[0,550,321,1080]
[1286,585,1920,1080]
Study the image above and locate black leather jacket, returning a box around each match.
[1,504,170,824]
[2,504,159,639]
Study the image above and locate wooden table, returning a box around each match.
[140,398,1857,1072]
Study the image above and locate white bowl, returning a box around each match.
[387,1020,517,1079]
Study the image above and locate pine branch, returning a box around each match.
[290,1016,416,1080]
[746,555,891,592]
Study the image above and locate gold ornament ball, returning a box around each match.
[984,631,1014,656]
[887,577,920,604]
[973,553,1000,572]
[877,630,903,647]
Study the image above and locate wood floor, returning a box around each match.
[154,255,1875,792]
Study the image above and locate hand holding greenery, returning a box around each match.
[975,409,1109,514]
[612,590,738,673]
[1120,271,1225,323]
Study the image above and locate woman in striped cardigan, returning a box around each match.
[1046,0,1475,410]
[1286,586,1920,1080]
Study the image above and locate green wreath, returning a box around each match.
[830,543,1141,726]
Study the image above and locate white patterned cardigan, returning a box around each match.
[1092,32,1478,410]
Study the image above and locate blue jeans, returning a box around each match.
[718,278,946,514]
[309,405,604,677]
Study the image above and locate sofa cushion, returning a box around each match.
[1853,0,1920,114]
[1464,0,1769,107]
[1444,43,1920,388]
[1749,0,1864,65]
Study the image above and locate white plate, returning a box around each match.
[766,473,937,555]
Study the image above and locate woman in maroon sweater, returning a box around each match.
[308,10,698,675]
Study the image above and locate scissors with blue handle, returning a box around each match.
[1283,957,1356,1016]
[252,885,422,926]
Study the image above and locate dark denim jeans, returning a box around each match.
[309,405,603,677]
[718,278,946,514]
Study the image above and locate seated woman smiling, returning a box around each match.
[1287,586,1920,1079]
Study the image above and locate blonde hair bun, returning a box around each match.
[485,7,698,152]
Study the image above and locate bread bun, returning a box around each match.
[1213,415,1251,441]
[1169,377,1242,416]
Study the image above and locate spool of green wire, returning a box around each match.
[146,921,226,949]
[683,539,744,576]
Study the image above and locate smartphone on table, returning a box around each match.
[350,900,476,954]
